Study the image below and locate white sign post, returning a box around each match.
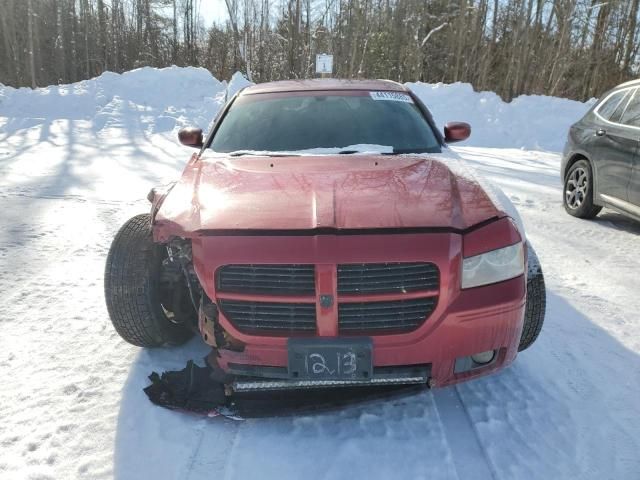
[315,54,333,77]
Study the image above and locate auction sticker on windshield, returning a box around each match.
[369,91,414,102]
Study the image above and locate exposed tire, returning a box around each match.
[563,159,602,219]
[104,214,193,347]
[519,244,546,352]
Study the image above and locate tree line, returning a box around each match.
[1,0,639,101]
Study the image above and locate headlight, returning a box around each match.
[462,242,525,289]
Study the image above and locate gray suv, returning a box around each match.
[562,79,640,222]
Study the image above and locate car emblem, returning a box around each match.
[319,294,334,308]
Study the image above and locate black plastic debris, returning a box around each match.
[144,360,427,419]
[144,360,227,414]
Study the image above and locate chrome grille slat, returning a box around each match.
[233,323,316,331]
[340,282,432,294]
[337,262,439,294]
[340,304,428,312]
[339,263,433,272]
[340,319,425,325]
[223,312,316,319]
[340,324,422,331]
[221,306,316,314]
[338,269,438,277]
[217,262,440,335]
[231,319,316,324]
[338,298,436,333]
[217,284,312,292]
[217,264,315,295]
[339,307,428,316]
[339,276,439,284]
[221,273,315,280]
[219,299,317,334]
[340,314,426,321]
[221,265,313,271]
[221,270,313,277]
[338,276,439,284]
[338,272,434,279]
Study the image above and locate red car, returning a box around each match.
[105,79,546,392]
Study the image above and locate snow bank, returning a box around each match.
[1,67,594,151]
[407,82,594,151]
[0,66,227,135]
[226,72,253,98]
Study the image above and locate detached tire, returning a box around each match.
[519,244,546,352]
[104,214,193,347]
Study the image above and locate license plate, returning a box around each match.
[287,338,372,380]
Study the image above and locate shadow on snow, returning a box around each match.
[113,291,640,480]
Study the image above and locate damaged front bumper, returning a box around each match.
[229,364,431,392]
[193,232,526,391]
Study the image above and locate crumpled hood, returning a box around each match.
[154,153,503,238]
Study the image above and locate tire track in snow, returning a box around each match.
[180,419,208,480]
[433,387,496,480]
[181,418,243,480]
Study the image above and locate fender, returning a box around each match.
[148,181,177,225]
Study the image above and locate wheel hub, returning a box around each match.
[565,167,588,209]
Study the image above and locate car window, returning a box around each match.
[597,90,627,120]
[608,89,634,123]
[209,93,441,154]
[620,89,640,127]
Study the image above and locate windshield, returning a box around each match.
[209,92,441,154]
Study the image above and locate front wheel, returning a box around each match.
[518,244,546,352]
[104,214,194,347]
[563,159,602,219]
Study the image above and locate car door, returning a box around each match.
[618,92,640,209]
[629,158,640,208]
[592,87,638,203]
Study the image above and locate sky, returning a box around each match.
[198,0,228,25]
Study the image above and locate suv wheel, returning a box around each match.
[104,214,194,347]
[563,159,602,218]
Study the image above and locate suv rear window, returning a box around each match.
[597,90,628,120]
[209,92,441,154]
[620,89,640,127]
[610,89,636,123]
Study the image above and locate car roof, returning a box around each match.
[614,78,640,89]
[240,78,408,95]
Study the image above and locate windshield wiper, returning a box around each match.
[228,151,299,157]
[384,148,434,155]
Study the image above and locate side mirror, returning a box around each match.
[444,122,471,143]
[178,127,204,148]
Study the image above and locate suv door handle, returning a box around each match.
[596,128,606,136]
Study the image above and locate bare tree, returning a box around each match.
[1,0,639,102]
[27,0,37,88]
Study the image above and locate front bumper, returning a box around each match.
[193,232,526,388]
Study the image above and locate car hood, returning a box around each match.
[154,153,503,238]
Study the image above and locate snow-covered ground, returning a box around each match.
[1,68,638,480]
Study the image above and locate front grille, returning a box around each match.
[217,264,315,295]
[338,298,436,333]
[219,299,316,333]
[337,262,439,294]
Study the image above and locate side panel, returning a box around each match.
[591,88,639,203]
[592,121,636,203]
[561,120,600,200]
[628,154,640,208]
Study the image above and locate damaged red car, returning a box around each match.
[105,79,546,393]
